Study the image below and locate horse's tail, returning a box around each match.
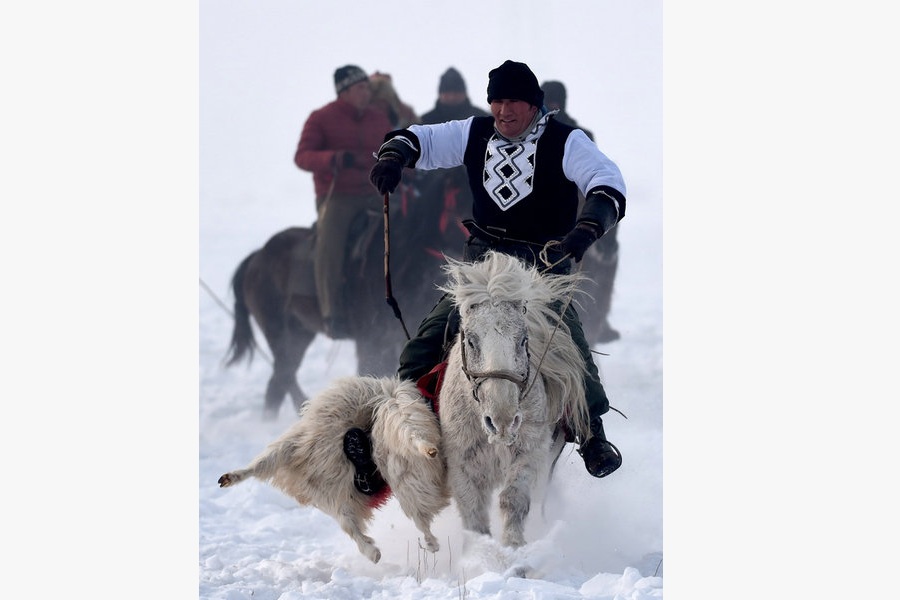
[225,251,257,367]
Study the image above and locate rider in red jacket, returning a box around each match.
[294,65,393,338]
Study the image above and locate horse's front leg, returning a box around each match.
[448,448,493,537]
[498,438,547,547]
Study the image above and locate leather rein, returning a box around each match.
[458,327,531,403]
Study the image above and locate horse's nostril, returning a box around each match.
[511,414,522,432]
[484,416,496,433]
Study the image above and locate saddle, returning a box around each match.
[285,225,317,298]
[286,209,383,300]
[414,306,461,415]
[347,208,383,272]
[415,362,446,415]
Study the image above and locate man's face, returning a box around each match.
[490,99,538,138]
[342,80,372,110]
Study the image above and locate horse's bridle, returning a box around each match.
[459,327,531,403]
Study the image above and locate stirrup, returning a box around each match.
[580,438,623,478]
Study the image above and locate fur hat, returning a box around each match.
[439,67,466,93]
[486,60,544,107]
[334,65,368,95]
[541,81,567,110]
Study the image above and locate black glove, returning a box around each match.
[560,223,599,262]
[369,156,403,194]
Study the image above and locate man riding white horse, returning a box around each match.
[346,59,626,493]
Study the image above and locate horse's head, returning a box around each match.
[459,299,530,445]
[442,251,589,444]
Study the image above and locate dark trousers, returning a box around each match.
[313,192,376,321]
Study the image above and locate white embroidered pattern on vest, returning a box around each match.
[482,112,551,211]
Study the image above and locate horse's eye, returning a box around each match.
[520,335,528,347]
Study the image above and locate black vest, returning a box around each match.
[462,116,580,245]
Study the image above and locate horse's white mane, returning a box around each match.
[439,251,581,312]
[439,251,591,438]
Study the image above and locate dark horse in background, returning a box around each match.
[225,192,444,419]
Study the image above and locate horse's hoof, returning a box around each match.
[218,474,233,487]
[504,564,531,579]
[502,534,526,548]
[363,545,381,563]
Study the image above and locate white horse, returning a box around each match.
[218,375,449,563]
[437,251,592,548]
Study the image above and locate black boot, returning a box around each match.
[578,415,622,478]
[343,428,387,495]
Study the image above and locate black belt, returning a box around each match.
[461,219,571,274]
[462,219,536,245]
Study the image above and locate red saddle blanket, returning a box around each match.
[415,362,447,415]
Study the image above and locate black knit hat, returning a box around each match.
[334,65,368,95]
[541,81,567,109]
[439,67,466,93]
[486,60,544,107]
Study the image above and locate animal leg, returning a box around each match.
[498,460,542,547]
[264,354,307,418]
[285,324,314,414]
[336,507,381,564]
[263,369,290,419]
[547,424,566,481]
[218,445,283,488]
[217,468,252,488]
[287,382,308,414]
[410,512,440,553]
[394,495,443,553]
[450,466,493,537]
[263,323,312,419]
[541,425,567,521]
